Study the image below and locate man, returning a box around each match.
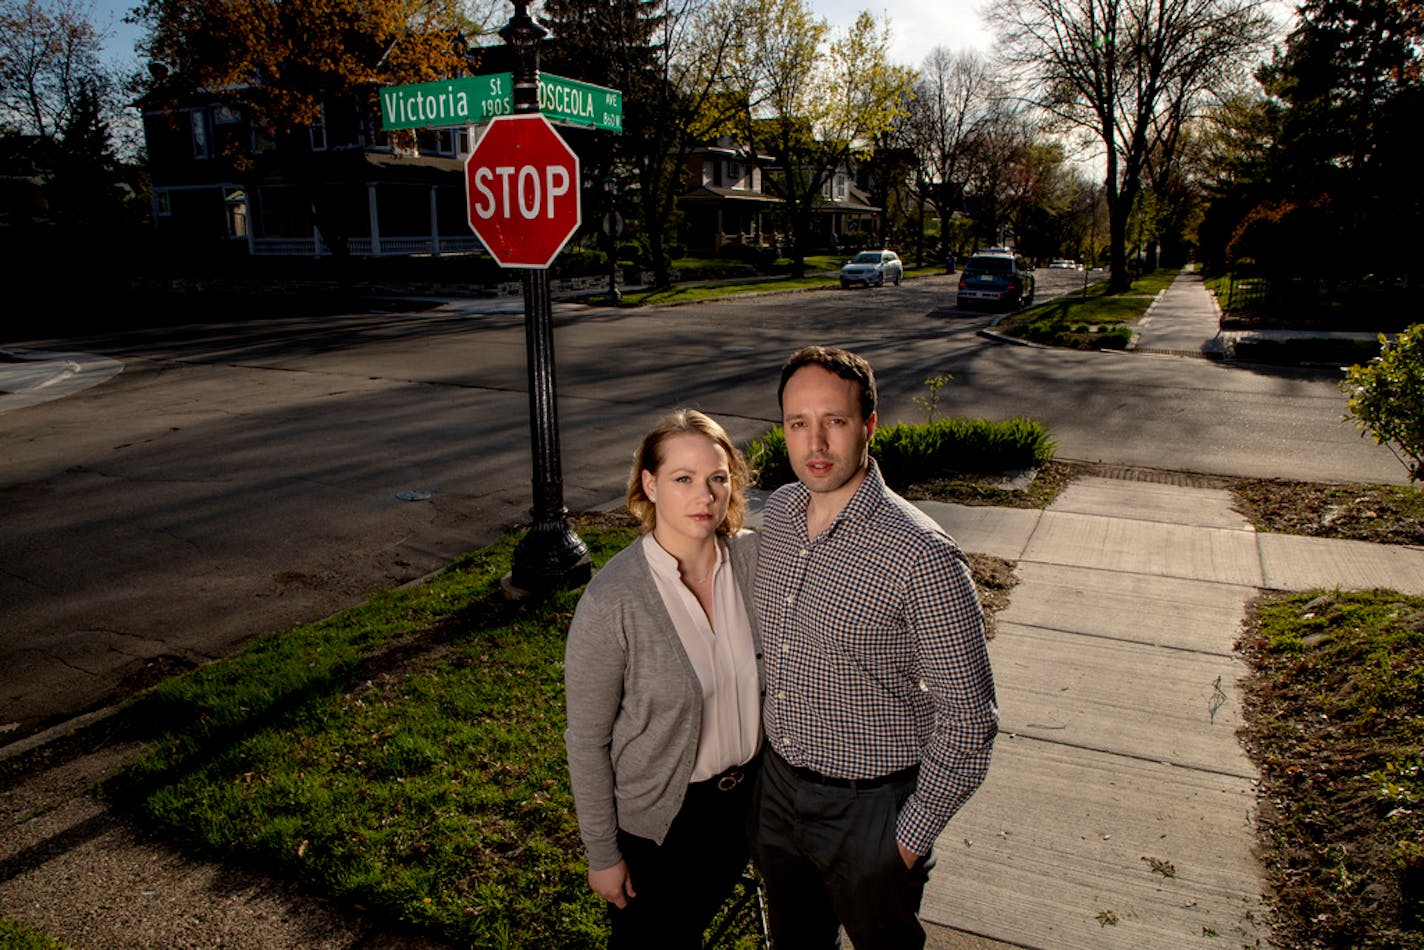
[751,345,998,949]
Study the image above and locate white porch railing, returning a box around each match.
[249,235,485,257]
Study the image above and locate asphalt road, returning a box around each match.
[0,270,1403,744]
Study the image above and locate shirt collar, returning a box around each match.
[788,457,887,534]
[642,531,725,582]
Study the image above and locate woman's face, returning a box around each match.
[642,432,731,543]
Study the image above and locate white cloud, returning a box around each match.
[813,0,994,68]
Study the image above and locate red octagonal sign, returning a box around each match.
[465,113,581,269]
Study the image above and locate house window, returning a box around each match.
[213,104,240,125]
[190,109,210,159]
[417,127,462,156]
[252,125,275,153]
[309,105,327,151]
[154,190,172,216]
[434,127,469,156]
[726,160,744,189]
[225,189,247,238]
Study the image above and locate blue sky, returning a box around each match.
[93,0,992,75]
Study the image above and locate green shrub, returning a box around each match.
[1097,327,1132,350]
[746,417,1057,491]
[615,240,645,266]
[1343,324,1424,482]
[0,918,65,949]
[549,246,607,279]
[716,241,777,271]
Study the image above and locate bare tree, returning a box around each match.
[989,0,1274,290]
[900,47,999,260]
[0,0,110,141]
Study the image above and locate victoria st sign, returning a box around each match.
[381,72,622,133]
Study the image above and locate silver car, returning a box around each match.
[839,250,903,288]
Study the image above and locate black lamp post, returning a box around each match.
[501,0,591,596]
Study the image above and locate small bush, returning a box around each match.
[746,417,1057,491]
[615,240,645,266]
[716,241,777,272]
[1343,324,1424,482]
[1097,327,1132,350]
[0,918,65,949]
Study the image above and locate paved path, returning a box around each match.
[910,271,1423,947]
[913,476,1423,949]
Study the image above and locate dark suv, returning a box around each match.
[957,249,1035,310]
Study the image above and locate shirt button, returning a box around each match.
[785,594,795,605]
[799,548,808,557]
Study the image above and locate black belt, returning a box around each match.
[773,748,917,791]
[693,756,760,794]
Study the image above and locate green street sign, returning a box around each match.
[380,72,622,133]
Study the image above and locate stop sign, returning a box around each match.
[465,114,581,269]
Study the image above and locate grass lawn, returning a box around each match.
[600,256,943,306]
[1239,589,1424,948]
[993,268,1176,349]
[100,519,641,949]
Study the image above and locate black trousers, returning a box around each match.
[749,748,933,950]
[608,759,758,949]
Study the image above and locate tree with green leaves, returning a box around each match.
[50,75,125,222]
[539,0,746,286]
[726,0,914,277]
[1343,324,1424,484]
[1254,0,1422,281]
[990,0,1275,291]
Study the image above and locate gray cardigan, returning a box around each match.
[563,529,762,871]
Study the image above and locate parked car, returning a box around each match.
[840,250,903,288]
[1048,259,1080,270]
[957,250,1035,309]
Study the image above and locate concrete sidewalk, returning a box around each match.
[1129,267,1383,360]
[911,475,1423,949]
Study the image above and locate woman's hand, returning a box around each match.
[589,860,636,908]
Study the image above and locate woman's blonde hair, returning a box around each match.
[625,409,750,536]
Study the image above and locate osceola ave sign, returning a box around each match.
[465,114,581,269]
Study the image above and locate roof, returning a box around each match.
[678,185,781,205]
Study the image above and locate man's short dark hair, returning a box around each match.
[777,346,877,421]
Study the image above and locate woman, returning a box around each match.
[564,409,762,948]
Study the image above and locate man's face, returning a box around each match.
[781,364,877,498]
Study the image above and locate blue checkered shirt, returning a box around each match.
[756,459,999,855]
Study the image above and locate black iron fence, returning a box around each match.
[1221,266,1416,331]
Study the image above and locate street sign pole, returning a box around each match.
[501,0,590,596]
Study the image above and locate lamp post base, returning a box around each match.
[505,516,592,598]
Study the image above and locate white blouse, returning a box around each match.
[642,533,762,781]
